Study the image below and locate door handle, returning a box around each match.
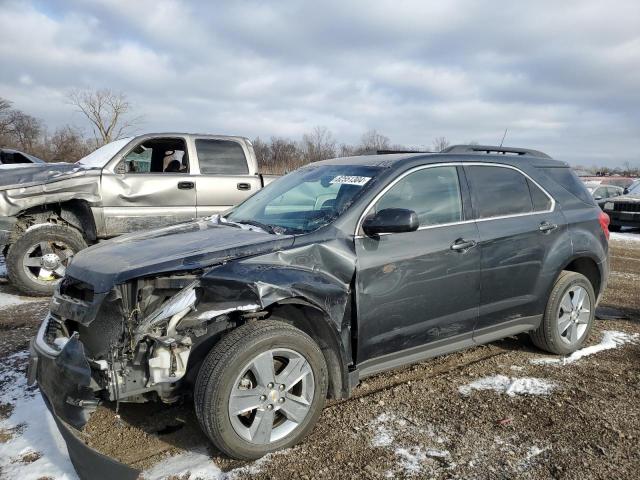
[177,181,195,190]
[539,221,558,233]
[237,182,251,191]
[450,238,477,252]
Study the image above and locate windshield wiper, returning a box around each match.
[234,219,277,234]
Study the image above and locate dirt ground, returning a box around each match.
[1,235,639,479]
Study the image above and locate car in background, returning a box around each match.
[0,147,45,165]
[581,176,635,189]
[601,181,640,231]
[584,182,624,204]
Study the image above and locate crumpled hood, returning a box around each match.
[66,219,295,293]
[0,162,93,191]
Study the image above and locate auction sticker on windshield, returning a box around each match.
[330,175,372,186]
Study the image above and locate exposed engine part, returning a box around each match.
[148,342,191,386]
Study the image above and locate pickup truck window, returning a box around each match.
[227,164,382,234]
[118,138,189,174]
[372,166,463,227]
[196,139,249,175]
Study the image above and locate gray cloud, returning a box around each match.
[1,0,639,166]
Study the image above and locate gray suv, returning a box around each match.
[29,145,610,479]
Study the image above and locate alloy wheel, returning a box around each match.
[22,240,75,285]
[228,348,315,444]
[557,285,591,345]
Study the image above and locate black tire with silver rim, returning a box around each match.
[194,320,328,460]
[530,270,596,355]
[6,223,87,296]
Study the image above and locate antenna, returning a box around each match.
[499,128,508,148]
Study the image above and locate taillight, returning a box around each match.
[598,210,610,241]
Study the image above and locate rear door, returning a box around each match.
[355,165,481,367]
[192,138,263,217]
[463,164,567,342]
[101,136,197,235]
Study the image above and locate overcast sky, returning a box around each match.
[1,0,639,167]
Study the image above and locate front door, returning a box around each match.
[101,136,198,235]
[355,165,481,367]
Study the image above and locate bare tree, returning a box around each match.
[432,136,450,152]
[67,88,140,146]
[8,110,42,151]
[359,129,390,153]
[300,126,336,163]
[48,125,91,162]
[0,97,13,139]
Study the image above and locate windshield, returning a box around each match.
[227,164,382,234]
[629,181,640,194]
[76,137,133,168]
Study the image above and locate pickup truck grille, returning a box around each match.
[614,202,640,213]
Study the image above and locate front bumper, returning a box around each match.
[29,322,140,480]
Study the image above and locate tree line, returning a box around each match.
[1,90,637,176]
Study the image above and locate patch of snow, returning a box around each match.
[394,446,450,476]
[510,365,525,372]
[0,351,78,480]
[143,450,223,480]
[610,231,640,243]
[458,375,556,396]
[143,449,276,480]
[0,292,40,310]
[531,330,639,366]
[371,413,396,447]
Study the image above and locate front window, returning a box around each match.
[227,164,382,234]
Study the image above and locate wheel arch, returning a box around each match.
[13,200,96,242]
[561,255,602,298]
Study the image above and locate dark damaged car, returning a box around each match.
[29,145,610,478]
[600,180,640,231]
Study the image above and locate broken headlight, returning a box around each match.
[142,281,202,332]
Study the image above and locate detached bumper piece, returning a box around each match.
[30,338,140,480]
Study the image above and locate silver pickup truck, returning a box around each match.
[0,133,277,295]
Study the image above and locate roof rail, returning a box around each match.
[441,144,551,159]
[376,149,432,155]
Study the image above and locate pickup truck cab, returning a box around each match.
[0,133,277,295]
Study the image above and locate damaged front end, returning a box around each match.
[30,271,264,431]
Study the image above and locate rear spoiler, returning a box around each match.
[442,144,551,159]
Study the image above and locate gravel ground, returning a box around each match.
[1,234,639,479]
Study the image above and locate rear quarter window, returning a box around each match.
[539,167,595,205]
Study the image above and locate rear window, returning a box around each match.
[466,165,533,218]
[539,167,595,205]
[196,139,249,175]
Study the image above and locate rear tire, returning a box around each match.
[194,320,328,460]
[6,223,87,296]
[530,271,595,355]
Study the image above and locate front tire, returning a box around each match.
[6,223,87,296]
[530,271,596,355]
[194,320,328,460]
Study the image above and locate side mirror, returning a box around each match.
[362,208,419,236]
[623,188,629,194]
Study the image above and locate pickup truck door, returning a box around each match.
[191,137,263,217]
[355,165,481,372]
[100,136,198,236]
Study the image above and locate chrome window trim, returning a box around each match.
[354,162,556,238]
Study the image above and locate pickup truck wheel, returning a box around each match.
[6,224,87,296]
[530,271,595,355]
[194,320,328,460]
